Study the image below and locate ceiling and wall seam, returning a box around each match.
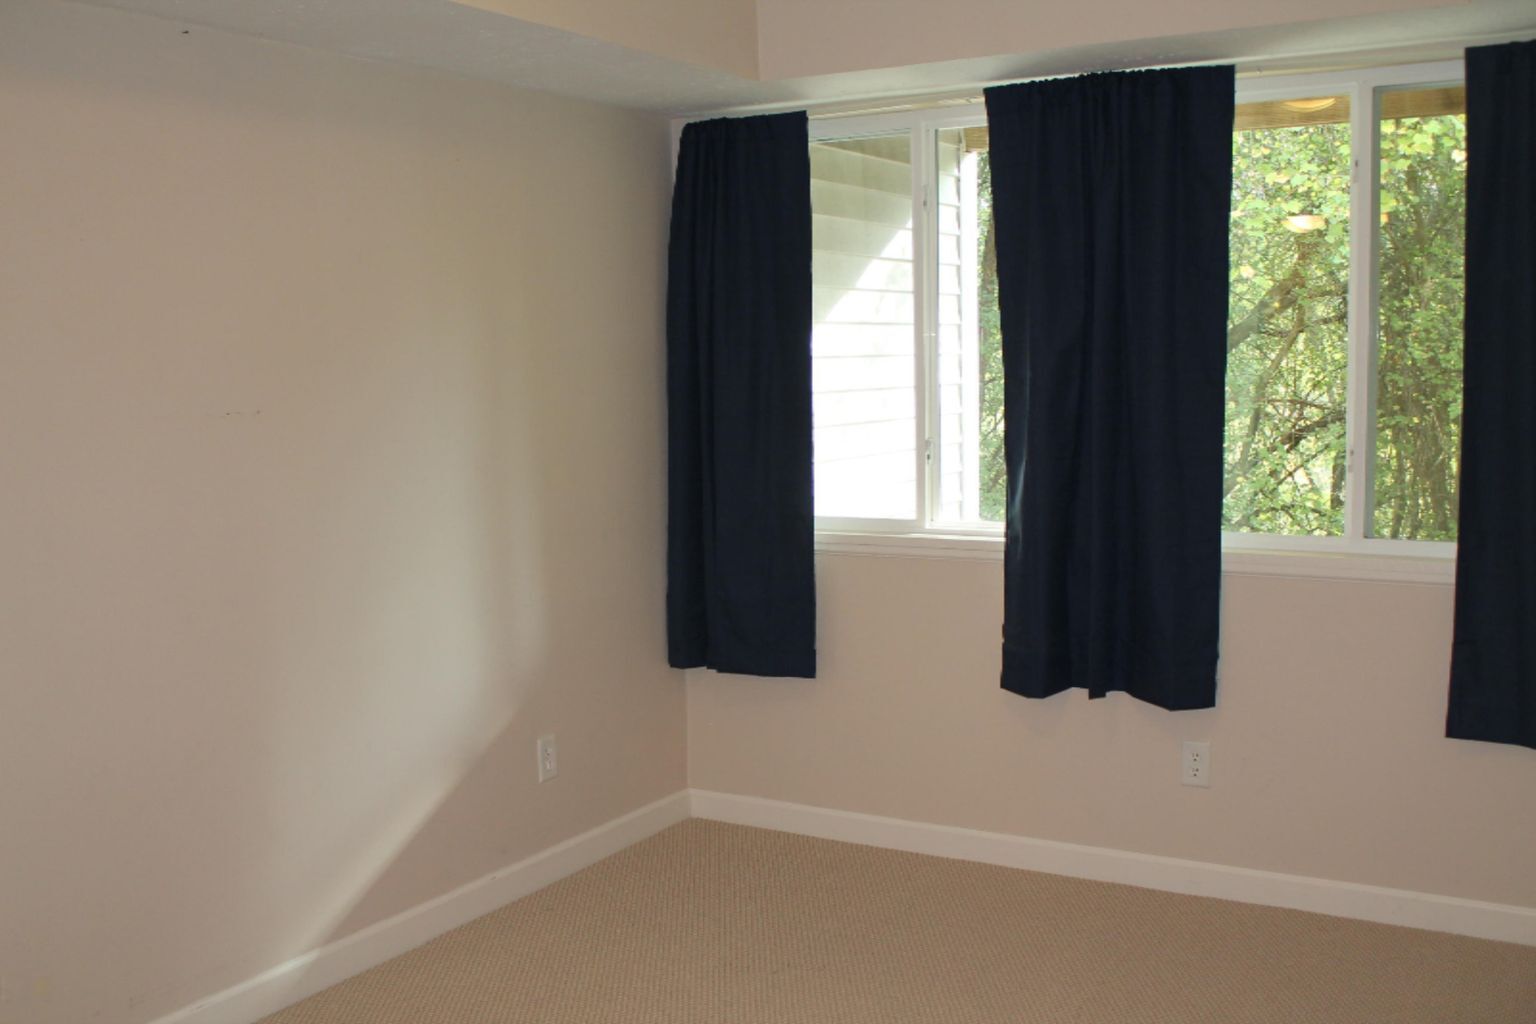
[65,0,1536,115]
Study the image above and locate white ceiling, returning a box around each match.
[69,0,1536,116]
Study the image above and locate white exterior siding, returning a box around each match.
[811,136,917,520]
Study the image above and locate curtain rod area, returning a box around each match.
[797,52,1455,121]
[696,29,1524,123]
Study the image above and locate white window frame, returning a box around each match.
[813,62,1465,584]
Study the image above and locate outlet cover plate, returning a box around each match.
[1182,740,1211,787]
[537,735,558,782]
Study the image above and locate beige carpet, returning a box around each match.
[259,819,1535,1024]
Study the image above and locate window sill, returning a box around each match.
[816,530,1005,562]
[1219,548,1453,585]
[814,531,1456,585]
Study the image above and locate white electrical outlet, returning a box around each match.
[1182,741,1211,787]
[537,735,558,782]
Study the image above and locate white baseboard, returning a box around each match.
[149,790,692,1024]
[689,789,1536,947]
[143,784,1533,1024]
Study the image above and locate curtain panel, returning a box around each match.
[1447,39,1536,750]
[666,112,817,678]
[985,66,1235,711]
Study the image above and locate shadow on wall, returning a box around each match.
[1,11,677,1022]
[246,267,554,972]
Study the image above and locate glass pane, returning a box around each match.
[811,133,916,520]
[1224,95,1352,536]
[933,126,1004,524]
[1372,86,1465,541]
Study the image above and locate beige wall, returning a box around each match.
[688,554,1536,910]
[0,3,684,1023]
[754,0,1457,78]
[449,0,759,78]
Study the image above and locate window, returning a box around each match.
[811,62,1464,573]
[1225,63,1465,557]
[810,110,1000,534]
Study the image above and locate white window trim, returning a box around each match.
[816,531,1455,585]
[811,61,1465,584]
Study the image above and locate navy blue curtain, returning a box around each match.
[984,67,1234,711]
[1447,40,1536,750]
[666,112,816,678]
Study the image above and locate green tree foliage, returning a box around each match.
[1375,113,1465,540]
[1224,119,1353,535]
[976,153,1006,522]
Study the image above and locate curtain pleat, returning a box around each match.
[985,67,1235,711]
[666,112,816,678]
[1447,40,1536,749]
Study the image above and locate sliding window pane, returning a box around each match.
[1372,86,1465,541]
[933,126,1003,524]
[1224,95,1352,536]
[811,134,917,520]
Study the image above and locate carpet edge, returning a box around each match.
[688,788,1536,946]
